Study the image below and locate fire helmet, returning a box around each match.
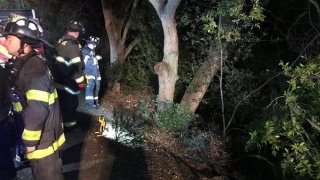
[68,20,84,33]
[3,18,52,48]
[86,36,100,50]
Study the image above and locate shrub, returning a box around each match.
[137,99,198,133]
[246,58,320,179]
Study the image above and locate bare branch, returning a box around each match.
[308,0,320,34]
[121,0,140,45]
[306,118,320,132]
[265,96,284,110]
[226,72,283,131]
[124,38,140,58]
[226,32,320,130]
[287,11,307,41]
[233,155,278,180]
[217,15,226,138]
[309,0,320,17]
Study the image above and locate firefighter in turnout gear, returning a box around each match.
[81,36,102,108]
[3,18,65,180]
[0,65,17,180]
[54,20,85,128]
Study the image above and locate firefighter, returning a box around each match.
[81,36,102,108]
[3,18,65,180]
[0,65,16,180]
[54,20,85,128]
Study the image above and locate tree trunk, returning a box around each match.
[180,42,224,113]
[149,0,181,109]
[101,0,139,66]
[108,29,126,65]
[154,16,179,103]
[101,0,125,65]
[101,0,140,92]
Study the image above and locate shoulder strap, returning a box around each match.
[6,51,37,88]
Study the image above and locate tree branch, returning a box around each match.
[124,38,140,58]
[164,0,182,15]
[226,31,320,131]
[217,15,226,138]
[148,0,163,15]
[233,154,278,180]
[309,0,320,18]
[306,118,320,132]
[226,72,283,131]
[308,0,320,34]
[121,0,140,45]
[101,0,112,25]
[286,11,307,41]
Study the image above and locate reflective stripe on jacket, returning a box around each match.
[81,47,100,76]
[13,51,65,159]
[54,34,84,93]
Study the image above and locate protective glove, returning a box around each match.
[95,55,102,61]
[78,82,86,89]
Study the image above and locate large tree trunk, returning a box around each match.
[107,24,126,64]
[154,16,179,102]
[149,0,181,109]
[101,0,139,66]
[180,42,224,113]
[101,0,140,93]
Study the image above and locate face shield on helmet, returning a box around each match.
[86,36,100,50]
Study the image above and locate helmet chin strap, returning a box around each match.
[18,39,25,56]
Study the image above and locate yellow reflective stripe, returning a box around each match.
[69,57,81,65]
[22,129,42,141]
[26,133,65,160]
[75,75,84,83]
[13,102,23,112]
[56,56,81,66]
[49,90,58,105]
[26,89,58,105]
[55,56,69,66]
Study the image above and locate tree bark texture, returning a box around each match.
[180,42,223,113]
[101,0,139,65]
[149,0,181,105]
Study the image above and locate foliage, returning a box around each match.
[181,130,207,151]
[0,0,31,9]
[138,99,198,133]
[201,0,265,38]
[246,57,320,179]
[113,106,146,147]
[177,0,265,100]
[153,102,197,133]
[121,60,153,91]
[121,1,162,91]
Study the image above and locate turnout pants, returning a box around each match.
[85,73,101,105]
[0,119,17,180]
[57,89,78,125]
[30,151,64,180]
